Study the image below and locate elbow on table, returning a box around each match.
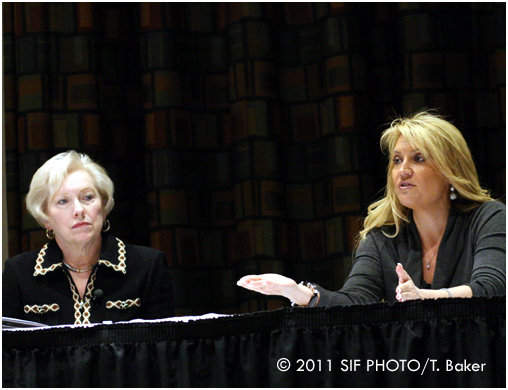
[470,279,506,298]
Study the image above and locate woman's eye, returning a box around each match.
[83,194,95,201]
[393,156,402,164]
[415,154,426,162]
[57,199,68,205]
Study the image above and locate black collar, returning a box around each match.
[33,233,127,277]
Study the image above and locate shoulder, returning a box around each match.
[125,242,166,262]
[367,225,399,242]
[120,240,169,271]
[357,226,394,253]
[4,249,40,271]
[97,235,169,277]
[475,200,505,214]
[102,234,166,263]
[123,243,171,279]
[6,248,40,262]
[3,249,44,283]
[358,221,417,255]
[467,200,505,226]
[452,201,506,240]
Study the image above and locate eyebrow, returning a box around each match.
[53,187,97,197]
[393,149,421,154]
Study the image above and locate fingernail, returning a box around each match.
[397,263,402,267]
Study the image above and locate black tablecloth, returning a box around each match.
[3,296,505,387]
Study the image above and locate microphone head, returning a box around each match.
[93,289,104,299]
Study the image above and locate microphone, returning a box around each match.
[92,289,104,304]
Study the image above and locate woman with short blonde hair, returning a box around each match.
[26,151,115,229]
[4,151,175,326]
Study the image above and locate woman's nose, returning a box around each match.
[73,200,85,218]
[398,163,412,179]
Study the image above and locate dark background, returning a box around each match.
[3,3,505,315]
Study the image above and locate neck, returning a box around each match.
[413,205,450,250]
[56,235,103,271]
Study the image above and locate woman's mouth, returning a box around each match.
[72,222,90,229]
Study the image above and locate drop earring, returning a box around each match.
[450,186,457,200]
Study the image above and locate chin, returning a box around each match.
[73,230,100,240]
[396,196,413,209]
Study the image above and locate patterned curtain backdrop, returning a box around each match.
[3,3,505,315]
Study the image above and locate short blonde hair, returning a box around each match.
[26,151,115,227]
[359,111,492,241]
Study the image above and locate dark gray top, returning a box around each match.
[317,200,506,306]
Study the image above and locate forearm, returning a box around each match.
[420,285,473,299]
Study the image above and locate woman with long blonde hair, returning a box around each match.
[237,111,505,306]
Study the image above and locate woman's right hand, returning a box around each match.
[237,274,314,306]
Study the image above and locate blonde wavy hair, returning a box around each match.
[359,111,492,242]
[26,151,115,228]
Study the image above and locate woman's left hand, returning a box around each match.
[395,263,423,302]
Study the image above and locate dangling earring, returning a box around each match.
[46,229,55,240]
[450,186,457,200]
[102,219,111,232]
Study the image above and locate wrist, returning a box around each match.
[418,288,430,299]
[439,288,453,298]
[290,282,320,307]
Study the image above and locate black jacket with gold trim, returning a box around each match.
[2,233,175,326]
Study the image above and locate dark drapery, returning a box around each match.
[3,297,505,387]
[3,3,506,315]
